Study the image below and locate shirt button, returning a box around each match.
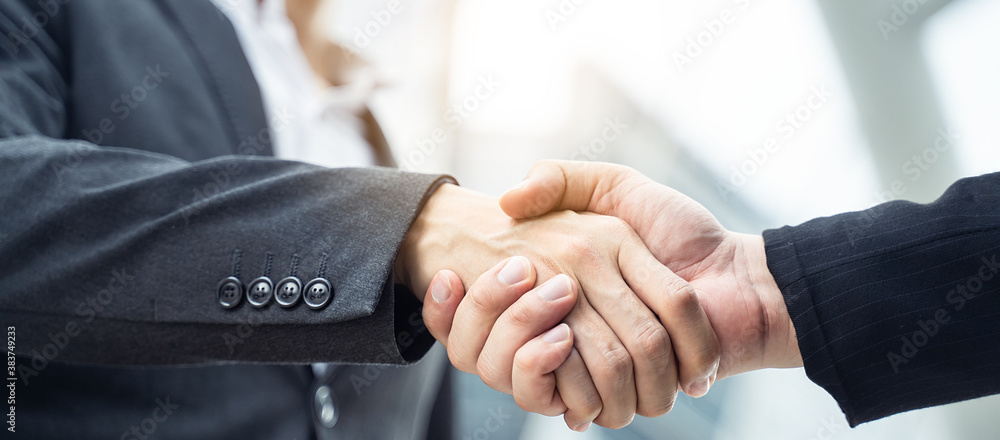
[314,385,338,428]
[247,276,273,307]
[303,278,332,310]
[218,277,244,309]
[275,276,302,308]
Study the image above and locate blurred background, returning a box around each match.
[325,0,999,438]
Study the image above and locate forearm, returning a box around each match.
[763,172,1000,426]
[0,136,452,365]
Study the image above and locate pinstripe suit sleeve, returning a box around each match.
[763,172,1000,426]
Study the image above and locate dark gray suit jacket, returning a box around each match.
[0,0,452,438]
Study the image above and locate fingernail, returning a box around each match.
[537,275,570,301]
[688,378,710,398]
[542,323,569,344]
[574,421,592,432]
[498,256,530,285]
[430,273,451,303]
[511,178,532,191]
[501,178,532,199]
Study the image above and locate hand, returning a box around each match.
[399,183,720,429]
[499,160,803,380]
[420,259,591,428]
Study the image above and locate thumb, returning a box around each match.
[421,270,465,347]
[499,160,569,219]
[499,160,636,219]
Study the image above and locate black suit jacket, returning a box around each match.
[765,172,1000,426]
[1,0,451,438]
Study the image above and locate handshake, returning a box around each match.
[395,160,804,431]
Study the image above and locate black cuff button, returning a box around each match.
[218,276,244,309]
[275,276,302,308]
[303,278,332,310]
[247,276,273,307]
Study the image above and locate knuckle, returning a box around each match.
[513,394,545,415]
[634,321,672,364]
[637,392,676,418]
[665,277,699,311]
[467,283,500,315]
[505,302,535,329]
[563,235,595,258]
[595,344,633,387]
[557,365,603,418]
[607,287,632,307]
[513,386,562,417]
[562,236,605,271]
[597,410,635,430]
[447,345,475,374]
[476,356,504,391]
[512,351,536,376]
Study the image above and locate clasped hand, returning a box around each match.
[399,160,800,431]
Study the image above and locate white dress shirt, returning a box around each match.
[211,0,378,169]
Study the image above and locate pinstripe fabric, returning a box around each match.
[763,172,1000,426]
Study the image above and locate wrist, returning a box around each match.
[739,233,802,369]
[396,183,507,300]
[397,184,456,300]
[396,187,443,301]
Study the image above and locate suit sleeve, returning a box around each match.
[763,172,1000,426]
[0,2,448,367]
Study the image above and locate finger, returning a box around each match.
[511,323,574,416]
[499,160,637,219]
[563,294,637,429]
[619,235,720,398]
[422,270,466,347]
[555,347,602,432]
[574,264,677,417]
[447,256,536,374]
[478,275,578,395]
